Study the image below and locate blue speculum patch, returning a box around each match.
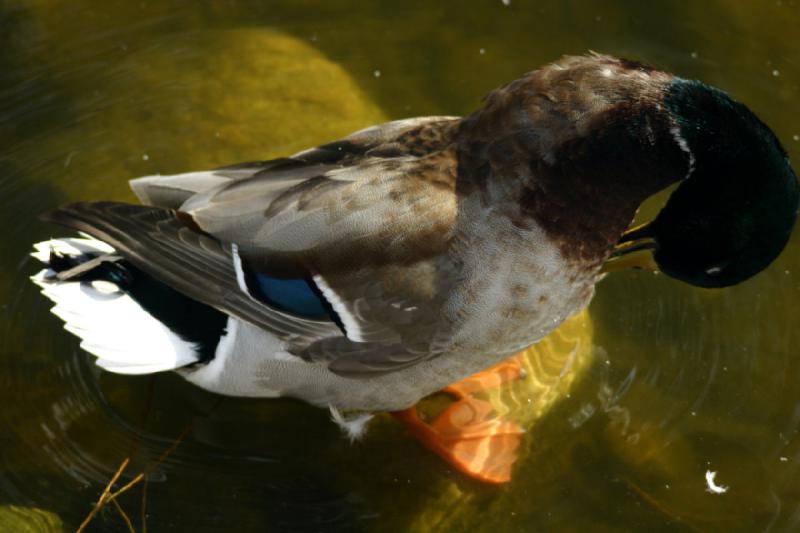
[252,273,329,318]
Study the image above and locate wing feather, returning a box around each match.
[179,117,461,274]
[40,202,339,344]
[47,116,464,377]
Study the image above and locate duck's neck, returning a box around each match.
[526,103,689,263]
[456,78,690,265]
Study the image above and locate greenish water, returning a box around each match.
[2,1,800,531]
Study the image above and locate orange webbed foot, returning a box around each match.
[393,353,526,484]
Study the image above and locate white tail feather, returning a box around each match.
[31,237,199,374]
[31,235,114,262]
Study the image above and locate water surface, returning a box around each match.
[2,1,800,531]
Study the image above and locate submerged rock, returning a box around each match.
[18,28,386,200]
[0,506,63,533]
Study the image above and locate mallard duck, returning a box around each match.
[31,54,798,458]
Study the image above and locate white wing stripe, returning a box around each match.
[312,274,365,342]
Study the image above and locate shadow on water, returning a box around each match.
[0,5,76,141]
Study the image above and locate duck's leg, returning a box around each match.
[441,355,526,398]
[392,354,526,484]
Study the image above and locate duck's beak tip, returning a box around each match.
[602,222,659,274]
[601,250,660,274]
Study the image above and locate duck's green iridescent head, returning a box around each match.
[615,78,799,288]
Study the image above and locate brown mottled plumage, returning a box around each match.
[456,54,688,261]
